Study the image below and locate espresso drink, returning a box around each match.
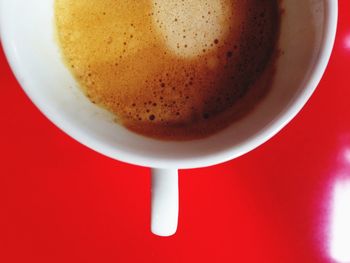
[55,0,280,140]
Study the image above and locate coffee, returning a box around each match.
[55,0,280,140]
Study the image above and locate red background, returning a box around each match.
[1,1,349,262]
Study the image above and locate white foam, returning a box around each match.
[152,0,232,58]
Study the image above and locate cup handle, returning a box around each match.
[151,168,178,236]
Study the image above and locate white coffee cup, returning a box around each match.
[0,0,337,236]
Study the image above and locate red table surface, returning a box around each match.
[1,2,350,263]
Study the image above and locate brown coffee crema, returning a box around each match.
[55,0,280,140]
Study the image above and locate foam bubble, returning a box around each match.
[151,0,232,58]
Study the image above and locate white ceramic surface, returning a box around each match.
[0,0,337,236]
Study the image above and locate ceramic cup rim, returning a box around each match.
[0,0,338,169]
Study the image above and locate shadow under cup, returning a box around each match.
[0,0,336,169]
